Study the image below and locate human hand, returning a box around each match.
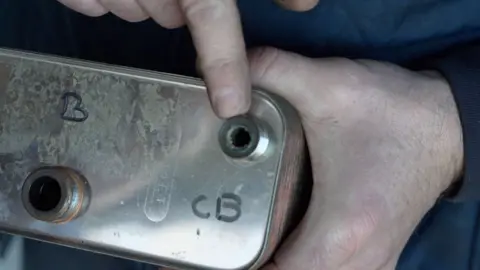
[248,48,463,270]
[56,0,318,118]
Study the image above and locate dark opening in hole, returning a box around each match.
[29,176,62,212]
[230,127,252,149]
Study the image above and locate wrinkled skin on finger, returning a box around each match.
[246,48,463,270]
[178,0,250,118]
[56,0,319,118]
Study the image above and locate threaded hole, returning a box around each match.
[29,176,62,212]
[230,127,252,149]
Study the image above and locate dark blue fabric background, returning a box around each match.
[1,0,480,269]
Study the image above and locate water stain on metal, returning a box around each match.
[141,86,181,223]
[0,58,182,219]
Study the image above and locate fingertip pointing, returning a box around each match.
[211,87,250,119]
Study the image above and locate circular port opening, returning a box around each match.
[218,115,271,160]
[29,176,62,212]
[22,167,91,223]
[229,126,252,149]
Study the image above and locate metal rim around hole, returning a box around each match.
[21,166,90,224]
[218,115,270,160]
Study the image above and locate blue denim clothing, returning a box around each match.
[1,0,480,269]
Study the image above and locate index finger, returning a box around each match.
[179,0,250,118]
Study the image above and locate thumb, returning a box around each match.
[249,47,347,118]
[248,47,318,111]
[274,0,320,11]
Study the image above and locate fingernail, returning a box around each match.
[212,88,250,118]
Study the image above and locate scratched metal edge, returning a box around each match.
[249,91,305,270]
[0,47,206,91]
[0,225,189,270]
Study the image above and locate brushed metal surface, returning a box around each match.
[0,49,305,270]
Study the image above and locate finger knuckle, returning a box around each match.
[85,9,108,17]
[99,0,148,22]
[121,14,148,23]
[202,56,242,77]
[180,0,228,22]
[158,19,185,29]
[80,4,107,16]
[143,0,185,29]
